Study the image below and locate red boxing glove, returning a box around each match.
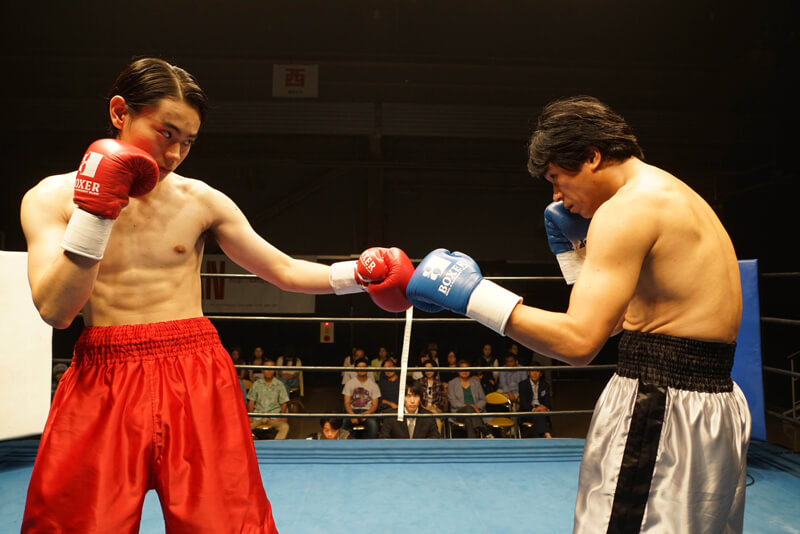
[356,247,388,283]
[359,247,414,313]
[61,139,159,260]
[73,139,159,219]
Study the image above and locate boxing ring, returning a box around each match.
[1,438,799,532]
[2,253,800,533]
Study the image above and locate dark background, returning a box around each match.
[1,1,797,410]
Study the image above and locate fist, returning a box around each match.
[544,201,591,284]
[359,247,413,313]
[356,247,389,283]
[74,139,159,219]
[406,249,483,314]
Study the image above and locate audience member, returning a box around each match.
[426,342,441,367]
[474,343,499,394]
[447,360,488,438]
[342,347,368,385]
[497,353,527,405]
[277,353,303,397]
[380,380,440,439]
[246,358,290,440]
[411,348,437,380]
[440,350,460,384]
[248,347,265,383]
[378,358,401,412]
[371,346,390,380]
[420,360,446,434]
[307,417,351,440]
[518,363,553,438]
[342,360,382,438]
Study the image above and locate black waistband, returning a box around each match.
[616,330,735,393]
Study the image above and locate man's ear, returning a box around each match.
[587,148,603,171]
[109,95,128,133]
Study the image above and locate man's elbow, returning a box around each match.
[37,306,76,330]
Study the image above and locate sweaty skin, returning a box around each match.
[21,97,333,329]
[506,155,742,366]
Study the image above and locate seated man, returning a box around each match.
[496,353,527,406]
[447,360,488,438]
[518,363,553,438]
[378,357,401,412]
[247,359,290,440]
[342,360,382,438]
[380,380,440,439]
[307,417,350,440]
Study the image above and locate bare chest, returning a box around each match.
[99,198,207,274]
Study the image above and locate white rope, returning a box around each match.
[396,306,414,422]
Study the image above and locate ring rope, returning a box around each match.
[208,315,489,323]
[396,307,414,422]
[200,273,564,282]
[49,358,617,372]
[249,410,595,418]
[236,364,616,372]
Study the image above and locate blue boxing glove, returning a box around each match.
[406,249,522,334]
[544,201,591,285]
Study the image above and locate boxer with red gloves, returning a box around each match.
[19,57,412,534]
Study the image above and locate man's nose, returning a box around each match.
[164,142,181,163]
[552,185,563,202]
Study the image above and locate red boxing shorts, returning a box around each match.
[22,317,278,533]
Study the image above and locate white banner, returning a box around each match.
[272,64,319,98]
[0,251,52,440]
[201,254,316,314]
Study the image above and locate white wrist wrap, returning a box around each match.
[466,279,522,335]
[61,207,115,261]
[329,261,366,295]
[556,248,586,285]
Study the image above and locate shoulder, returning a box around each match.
[593,165,679,231]
[22,172,76,211]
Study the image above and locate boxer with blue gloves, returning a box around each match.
[409,96,749,534]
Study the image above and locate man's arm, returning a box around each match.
[447,381,463,410]
[472,381,487,411]
[21,177,100,328]
[506,195,655,365]
[207,189,333,293]
[206,187,413,311]
[343,395,354,415]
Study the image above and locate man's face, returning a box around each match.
[482,345,492,357]
[379,347,388,359]
[404,391,421,412]
[458,363,471,379]
[545,160,604,218]
[322,422,339,440]
[382,361,395,378]
[354,349,366,362]
[262,364,275,380]
[117,97,201,180]
[356,363,369,378]
[528,370,542,382]
[505,356,517,367]
[254,347,264,358]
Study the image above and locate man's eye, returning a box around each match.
[161,130,172,139]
